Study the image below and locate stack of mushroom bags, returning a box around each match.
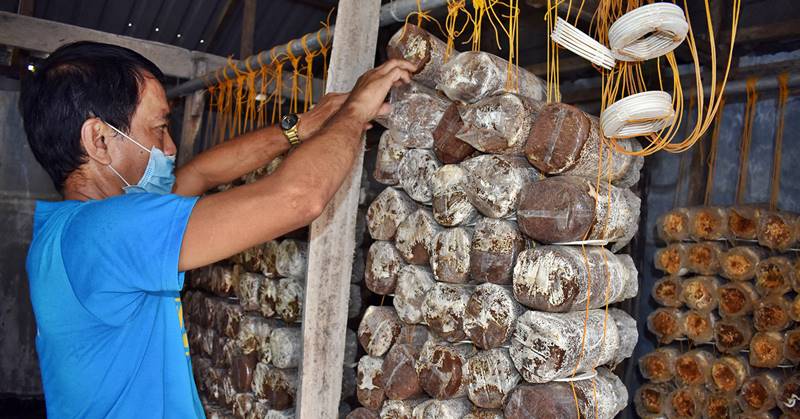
[637,205,800,418]
[184,159,363,419]
[348,25,643,419]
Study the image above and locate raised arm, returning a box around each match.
[178,59,415,271]
[171,93,348,197]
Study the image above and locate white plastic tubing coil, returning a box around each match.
[551,3,688,68]
[608,3,689,62]
[551,17,616,70]
[600,91,675,138]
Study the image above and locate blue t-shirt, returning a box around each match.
[26,193,205,419]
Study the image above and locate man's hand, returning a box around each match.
[339,59,416,125]
[297,92,348,140]
[178,59,418,271]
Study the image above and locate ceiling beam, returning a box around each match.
[0,11,229,79]
[9,0,34,72]
[239,0,256,58]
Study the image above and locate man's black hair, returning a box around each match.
[19,41,165,192]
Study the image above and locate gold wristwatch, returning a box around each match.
[280,113,301,146]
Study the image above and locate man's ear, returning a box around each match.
[80,118,113,165]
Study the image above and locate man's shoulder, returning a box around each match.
[41,193,196,245]
[74,193,197,220]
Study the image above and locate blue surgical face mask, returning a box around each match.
[104,122,176,195]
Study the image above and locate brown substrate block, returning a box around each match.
[674,350,713,386]
[720,246,764,282]
[680,276,719,313]
[647,307,685,344]
[638,347,679,383]
[666,385,707,419]
[684,310,716,344]
[757,210,798,251]
[753,295,792,332]
[655,243,688,276]
[710,356,749,393]
[635,382,674,418]
[728,206,761,240]
[714,317,753,354]
[688,206,729,241]
[717,281,758,319]
[658,208,691,242]
[737,373,779,414]
[652,276,683,308]
[748,331,785,368]
[754,256,794,297]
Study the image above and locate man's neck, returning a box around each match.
[63,169,121,201]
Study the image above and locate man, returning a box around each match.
[21,41,414,417]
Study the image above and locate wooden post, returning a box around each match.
[296,1,381,418]
[240,0,256,58]
[177,59,207,166]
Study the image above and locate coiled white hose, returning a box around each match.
[600,91,675,138]
[608,3,689,62]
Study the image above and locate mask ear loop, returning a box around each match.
[106,164,132,187]
[104,121,151,154]
[103,121,150,188]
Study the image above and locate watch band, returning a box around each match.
[281,114,301,146]
[283,124,301,146]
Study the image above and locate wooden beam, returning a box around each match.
[696,18,800,47]
[177,59,207,166]
[0,11,228,79]
[239,0,256,58]
[296,1,381,418]
[9,0,34,74]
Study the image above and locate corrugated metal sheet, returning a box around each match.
[0,0,338,60]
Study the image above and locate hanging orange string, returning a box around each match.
[704,97,725,206]
[212,69,225,144]
[226,56,247,139]
[301,34,320,112]
[599,0,742,157]
[270,50,287,124]
[256,53,270,129]
[735,77,758,205]
[285,45,302,115]
[317,8,335,90]
[545,0,561,102]
[204,82,217,150]
[403,0,446,39]
[770,73,790,210]
[243,58,258,133]
[503,0,520,92]
[444,0,469,61]
[217,66,235,145]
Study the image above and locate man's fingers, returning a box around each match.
[374,59,417,76]
[376,102,392,117]
[383,67,413,88]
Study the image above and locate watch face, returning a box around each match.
[281,114,299,130]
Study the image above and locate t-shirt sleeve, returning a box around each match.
[61,193,198,323]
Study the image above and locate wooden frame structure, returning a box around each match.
[297,4,381,417]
